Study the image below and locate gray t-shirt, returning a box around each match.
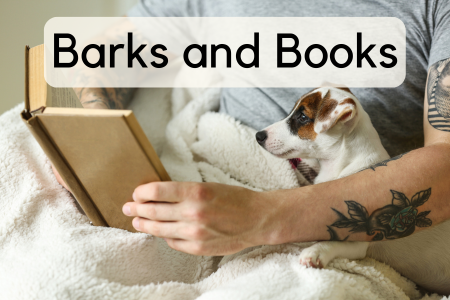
[128,0,450,156]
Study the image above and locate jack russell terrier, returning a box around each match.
[256,87,450,294]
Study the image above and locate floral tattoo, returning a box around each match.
[366,152,409,171]
[328,188,432,241]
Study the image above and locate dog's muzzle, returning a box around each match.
[255,130,268,146]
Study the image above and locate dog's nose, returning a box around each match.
[255,130,268,145]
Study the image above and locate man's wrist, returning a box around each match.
[254,186,312,246]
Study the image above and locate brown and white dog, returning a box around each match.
[256,87,450,294]
[256,86,389,183]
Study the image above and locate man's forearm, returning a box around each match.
[74,87,135,109]
[121,58,450,257]
[265,142,450,245]
[72,17,143,110]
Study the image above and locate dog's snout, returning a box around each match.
[256,130,268,145]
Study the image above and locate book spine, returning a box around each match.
[20,110,108,227]
[24,45,30,112]
[124,113,171,182]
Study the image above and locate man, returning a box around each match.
[54,0,450,280]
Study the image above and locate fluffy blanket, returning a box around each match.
[0,88,446,300]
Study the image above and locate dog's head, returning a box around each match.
[256,87,360,159]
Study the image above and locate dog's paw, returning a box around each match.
[299,248,324,268]
[299,242,336,269]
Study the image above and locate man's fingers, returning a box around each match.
[133,181,207,203]
[51,164,71,192]
[132,218,181,238]
[123,201,180,221]
[133,182,182,203]
[163,238,208,256]
[132,218,208,241]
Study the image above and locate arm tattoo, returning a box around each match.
[367,152,409,171]
[327,225,349,241]
[327,188,432,241]
[75,87,135,109]
[427,57,450,132]
[82,99,105,106]
[359,151,410,172]
[105,88,136,109]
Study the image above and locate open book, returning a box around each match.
[21,44,171,232]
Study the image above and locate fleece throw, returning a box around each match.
[0,88,446,300]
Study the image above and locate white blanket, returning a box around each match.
[0,88,446,300]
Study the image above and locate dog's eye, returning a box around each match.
[297,112,310,124]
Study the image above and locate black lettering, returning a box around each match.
[357,32,376,68]
[127,32,147,68]
[54,33,78,68]
[277,33,301,68]
[305,44,327,68]
[81,44,105,68]
[109,44,124,68]
[236,32,259,68]
[183,44,207,68]
[380,44,397,68]
[330,44,353,68]
[151,44,168,68]
[211,44,231,68]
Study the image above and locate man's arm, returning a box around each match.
[74,87,135,109]
[72,16,139,110]
[122,59,450,256]
[285,57,450,244]
[272,58,450,244]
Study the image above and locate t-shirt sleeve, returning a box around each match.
[429,0,450,68]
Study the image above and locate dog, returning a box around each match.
[256,87,450,294]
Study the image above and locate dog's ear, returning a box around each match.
[319,82,354,94]
[314,97,357,134]
[335,87,353,95]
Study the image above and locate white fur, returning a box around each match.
[262,87,450,294]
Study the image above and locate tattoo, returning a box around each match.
[427,57,450,132]
[108,88,135,109]
[327,225,349,241]
[70,21,146,110]
[360,151,409,172]
[328,188,432,241]
[82,99,105,105]
[75,87,135,109]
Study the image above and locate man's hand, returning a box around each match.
[51,164,70,192]
[122,182,281,255]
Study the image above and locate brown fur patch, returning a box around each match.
[335,87,353,95]
[291,89,354,140]
[299,91,323,119]
[317,93,338,122]
[340,98,356,106]
[290,88,321,115]
[297,122,317,140]
[291,91,356,138]
[291,91,323,141]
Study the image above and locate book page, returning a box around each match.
[47,85,83,108]
[28,44,83,110]
[42,43,82,109]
